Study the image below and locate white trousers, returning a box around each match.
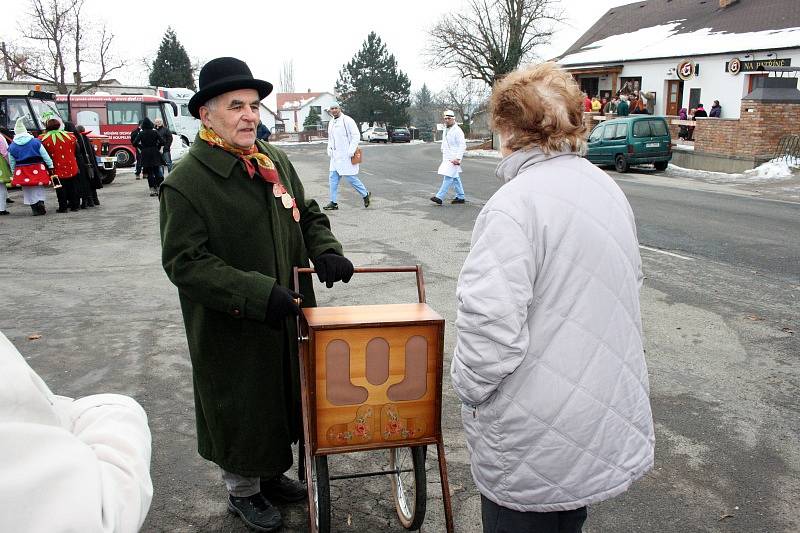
[0,185,6,211]
[22,186,46,205]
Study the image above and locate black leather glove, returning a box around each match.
[266,284,302,325]
[314,253,354,288]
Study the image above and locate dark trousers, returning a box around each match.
[55,178,80,210]
[481,495,587,533]
[144,167,163,189]
[162,150,172,172]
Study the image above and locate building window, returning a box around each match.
[310,105,321,115]
[688,88,702,111]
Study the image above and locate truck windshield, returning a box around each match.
[29,98,62,128]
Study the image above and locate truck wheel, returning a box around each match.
[113,149,134,167]
[654,161,668,171]
[615,154,629,173]
[100,169,116,184]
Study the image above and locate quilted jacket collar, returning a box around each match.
[495,147,576,183]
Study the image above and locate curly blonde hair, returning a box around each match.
[490,62,587,154]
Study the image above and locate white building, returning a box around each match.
[276,91,338,132]
[557,0,800,118]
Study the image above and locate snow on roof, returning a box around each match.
[559,22,800,65]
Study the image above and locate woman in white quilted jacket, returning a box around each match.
[451,62,655,533]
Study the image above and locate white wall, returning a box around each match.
[618,49,800,118]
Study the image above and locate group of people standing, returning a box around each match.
[131,117,173,197]
[0,117,101,216]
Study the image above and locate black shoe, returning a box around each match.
[260,474,307,503]
[5,198,13,203]
[36,201,46,215]
[363,192,371,208]
[0,210,8,215]
[56,208,68,213]
[322,202,338,210]
[451,198,465,204]
[227,494,282,532]
[430,196,442,205]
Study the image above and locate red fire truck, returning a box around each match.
[56,94,178,168]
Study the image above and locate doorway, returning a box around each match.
[666,80,684,116]
[580,77,599,98]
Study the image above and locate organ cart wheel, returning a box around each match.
[389,446,427,530]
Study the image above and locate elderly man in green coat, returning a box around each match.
[160,57,354,532]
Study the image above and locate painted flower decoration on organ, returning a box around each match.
[272,182,300,222]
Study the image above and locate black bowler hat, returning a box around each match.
[188,57,273,119]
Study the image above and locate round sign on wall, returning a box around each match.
[677,59,695,80]
[728,57,741,75]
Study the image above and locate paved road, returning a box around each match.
[1,141,797,532]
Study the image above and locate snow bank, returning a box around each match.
[744,158,800,180]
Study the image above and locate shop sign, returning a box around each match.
[677,59,695,80]
[726,57,791,74]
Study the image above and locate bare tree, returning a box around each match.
[0,0,124,93]
[279,60,295,93]
[436,77,490,122]
[426,0,561,87]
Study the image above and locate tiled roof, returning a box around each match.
[276,92,325,110]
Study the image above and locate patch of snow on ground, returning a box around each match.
[744,158,800,180]
[669,157,800,182]
[464,149,502,159]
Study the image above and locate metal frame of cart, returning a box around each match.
[293,265,454,533]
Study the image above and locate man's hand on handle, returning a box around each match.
[266,285,303,325]
[314,253,354,288]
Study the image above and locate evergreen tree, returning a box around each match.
[149,28,195,90]
[335,32,411,127]
[411,84,436,142]
[303,107,321,129]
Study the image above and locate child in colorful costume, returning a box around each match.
[39,119,80,212]
[7,118,53,216]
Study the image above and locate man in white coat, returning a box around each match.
[430,109,467,205]
[0,331,153,533]
[324,102,370,210]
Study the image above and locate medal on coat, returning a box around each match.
[273,183,286,197]
[281,192,294,208]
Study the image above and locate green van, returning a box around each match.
[585,116,672,172]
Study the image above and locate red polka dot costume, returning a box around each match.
[39,130,79,180]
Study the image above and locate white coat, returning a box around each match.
[438,124,466,177]
[0,331,153,533]
[451,147,654,512]
[327,113,361,176]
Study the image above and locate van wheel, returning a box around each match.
[654,161,668,171]
[615,154,629,173]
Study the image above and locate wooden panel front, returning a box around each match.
[311,324,441,451]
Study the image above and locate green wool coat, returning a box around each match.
[159,138,342,476]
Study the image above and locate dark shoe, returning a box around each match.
[0,210,8,215]
[93,198,100,205]
[135,174,141,180]
[36,201,46,215]
[227,494,282,532]
[56,208,68,213]
[5,198,13,203]
[260,474,307,503]
[430,196,442,205]
[70,207,80,212]
[363,192,371,208]
[31,205,38,215]
[451,198,465,204]
[322,201,338,210]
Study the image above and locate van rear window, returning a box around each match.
[633,119,668,137]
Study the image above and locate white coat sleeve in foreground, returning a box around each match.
[0,394,153,533]
[451,209,535,406]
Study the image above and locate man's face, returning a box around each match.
[154,119,163,128]
[443,115,455,127]
[330,106,341,118]
[199,88,260,149]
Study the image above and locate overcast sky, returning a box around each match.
[0,0,628,108]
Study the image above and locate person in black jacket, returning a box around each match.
[76,125,102,206]
[131,122,143,178]
[256,121,271,142]
[64,122,95,209]
[134,118,163,196]
[154,118,173,174]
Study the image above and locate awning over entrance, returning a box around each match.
[563,64,624,95]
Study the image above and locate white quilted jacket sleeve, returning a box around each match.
[451,208,535,406]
